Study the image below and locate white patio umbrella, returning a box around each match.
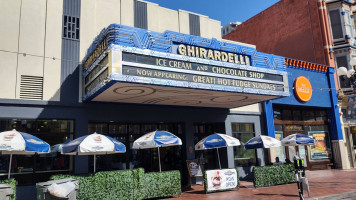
[281,133,315,146]
[0,129,50,179]
[244,135,282,150]
[132,130,182,172]
[195,133,241,169]
[61,132,126,172]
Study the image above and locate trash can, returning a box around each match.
[36,178,78,200]
[0,184,13,200]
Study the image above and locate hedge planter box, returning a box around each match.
[0,179,16,200]
[204,168,239,193]
[253,164,296,188]
[50,169,181,200]
[51,168,145,200]
[143,170,181,199]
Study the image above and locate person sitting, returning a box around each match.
[285,158,292,164]
[273,157,283,165]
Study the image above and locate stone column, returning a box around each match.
[335,90,351,169]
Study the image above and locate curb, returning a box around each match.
[307,191,356,200]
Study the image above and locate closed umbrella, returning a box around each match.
[0,129,50,179]
[195,133,241,169]
[244,135,281,150]
[132,130,182,172]
[61,132,126,172]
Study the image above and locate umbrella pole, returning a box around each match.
[8,154,12,179]
[217,148,221,169]
[94,154,96,173]
[158,147,161,172]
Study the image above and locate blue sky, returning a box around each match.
[144,0,280,25]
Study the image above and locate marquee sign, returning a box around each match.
[176,44,251,65]
[81,24,289,108]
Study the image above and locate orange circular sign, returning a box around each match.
[294,76,312,102]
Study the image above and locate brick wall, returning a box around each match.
[224,0,333,66]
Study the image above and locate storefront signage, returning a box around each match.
[123,52,282,82]
[284,125,303,131]
[294,76,312,102]
[351,126,356,134]
[83,37,109,70]
[205,169,238,192]
[177,44,250,66]
[186,159,202,177]
[122,66,284,91]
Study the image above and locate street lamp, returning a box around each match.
[337,57,356,90]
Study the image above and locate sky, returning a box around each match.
[144,0,280,26]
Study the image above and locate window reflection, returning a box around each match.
[88,122,183,173]
[0,119,73,184]
[232,123,257,167]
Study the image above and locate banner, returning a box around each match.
[308,131,330,160]
[205,169,238,192]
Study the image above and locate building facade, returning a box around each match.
[221,22,241,37]
[0,0,344,199]
[224,0,355,169]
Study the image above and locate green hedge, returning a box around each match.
[253,164,296,187]
[51,169,182,200]
[51,168,145,200]
[143,170,181,199]
[204,168,240,193]
[0,179,16,200]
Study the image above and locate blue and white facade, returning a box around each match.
[82,24,288,108]
[264,60,343,170]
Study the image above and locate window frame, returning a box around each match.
[335,53,351,89]
[63,15,80,41]
[344,9,354,39]
[328,8,346,41]
[231,123,257,167]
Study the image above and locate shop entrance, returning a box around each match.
[274,107,333,170]
[88,122,184,173]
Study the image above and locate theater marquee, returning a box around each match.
[82,24,289,108]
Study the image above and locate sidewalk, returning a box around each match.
[164,169,356,200]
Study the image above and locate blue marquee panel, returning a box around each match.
[82,24,290,104]
[82,24,286,75]
[271,67,331,108]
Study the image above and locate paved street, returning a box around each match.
[164,169,356,200]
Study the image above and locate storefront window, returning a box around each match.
[194,123,225,170]
[315,110,327,121]
[88,123,108,134]
[89,122,183,172]
[273,108,281,120]
[293,110,302,121]
[282,110,292,120]
[307,130,332,161]
[274,127,286,162]
[303,111,315,121]
[0,119,73,184]
[274,106,332,169]
[232,123,257,167]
